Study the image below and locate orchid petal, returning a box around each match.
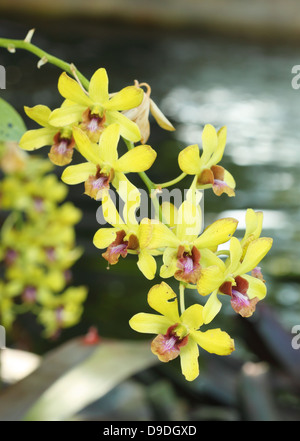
[193,217,238,249]
[192,328,235,355]
[178,144,202,175]
[129,312,172,335]
[150,98,175,132]
[242,274,267,300]
[236,237,273,276]
[101,195,125,227]
[197,266,225,296]
[207,125,227,166]
[72,126,101,164]
[145,220,180,250]
[160,248,178,279]
[115,145,157,173]
[226,237,243,274]
[106,110,141,142]
[180,304,204,330]
[93,227,119,249]
[89,68,109,104]
[175,200,202,242]
[137,250,157,280]
[201,124,218,164]
[147,282,180,323]
[24,105,51,127]
[161,202,178,228]
[202,290,222,324]
[58,72,92,107]
[19,127,56,151]
[112,172,141,206]
[49,104,85,127]
[105,86,143,111]
[98,123,119,165]
[61,162,96,185]
[180,339,199,381]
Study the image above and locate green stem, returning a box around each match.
[155,172,187,188]
[0,37,89,89]
[179,283,186,314]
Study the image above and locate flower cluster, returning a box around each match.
[0,141,87,338]
[16,63,272,380]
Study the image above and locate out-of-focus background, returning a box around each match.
[0,0,300,421]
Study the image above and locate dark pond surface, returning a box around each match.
[1,18,300,355]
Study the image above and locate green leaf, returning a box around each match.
[237,362,278,421]
[0,98,26,142]
[23,338,156,421]
[0,337,157,421]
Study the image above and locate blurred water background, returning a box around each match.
[1,3,300,420]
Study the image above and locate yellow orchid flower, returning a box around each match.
[122,81,175,143]
[93,195,160,280]
[178,124,236,197]
[0,282,16,329]
[143,200,238,284]
[240,208,264,258]
[37,286,88,338]
[0,173,68,214]
[48,68,144,143]
[2,226,81,275]
[6,264,67,298]
[61,124,157,201]
[197,236,273,321]
[129,282,235,381]
[19,104,75,166]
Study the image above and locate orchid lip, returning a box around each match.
[102,230,129,265]
[175,246,201,284]
[163,335,178,352]
[57,139,69,154]
[88,116,101,133]
[151,323,189,362]
[92,176,109,189]
[182,255,194,273]
[110,243,128,255]
[214,178,226,186]
[231,288,248,304]
[49,132,74,165]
